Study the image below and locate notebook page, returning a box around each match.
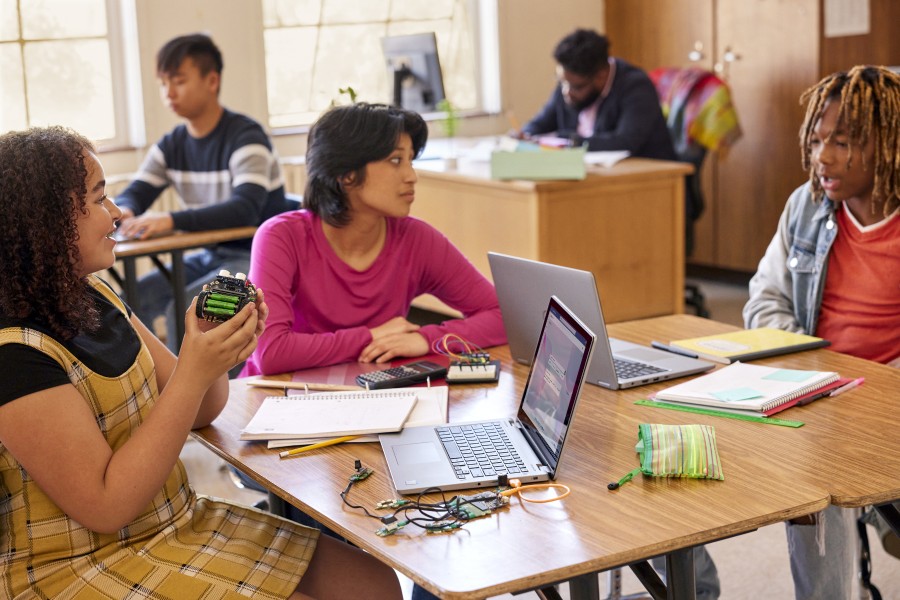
[241,389,417,440]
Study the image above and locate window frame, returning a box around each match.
[0,0,143,150]
[261,0,499,133]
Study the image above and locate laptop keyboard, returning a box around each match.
[614,357,667,380]
[437,423,527,480]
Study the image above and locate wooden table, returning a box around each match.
[110,227,257,348]
[192,316,900,599]
[411,154,692,323]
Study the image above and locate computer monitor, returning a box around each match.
[381,32,445,113]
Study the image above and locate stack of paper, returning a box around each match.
[238,386,450,449]
[651,363,839,416]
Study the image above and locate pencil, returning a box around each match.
[505,110,521,132]
[247,379,362,392]
[279,435,360,458]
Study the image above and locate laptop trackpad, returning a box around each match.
[618,348,669,363]
[392,442,442,466]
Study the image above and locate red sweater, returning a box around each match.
[815,205,900,364]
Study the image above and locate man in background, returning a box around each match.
[116,33,291,349]
[514,28,676,160]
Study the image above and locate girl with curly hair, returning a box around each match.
[0,126,401,599]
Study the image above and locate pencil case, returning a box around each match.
[637,423,724,480]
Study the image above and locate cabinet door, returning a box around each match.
[605,0,714,71]
[606,0,718,266]
[713,0,817,271]
[607,0,818,272]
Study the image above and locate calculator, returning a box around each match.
[355,360,448,389]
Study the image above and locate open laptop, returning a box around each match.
[379,296,595,494]
[488,252,715,389]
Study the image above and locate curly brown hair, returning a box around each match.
[800,65,900,217]
[0,126,101,339]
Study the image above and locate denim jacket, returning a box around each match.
[743,182,838,334]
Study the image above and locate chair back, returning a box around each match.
[649,67,742,254]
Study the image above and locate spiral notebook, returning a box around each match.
[652,362,839,415]
[266,386,449,448]
[240,389,418,441]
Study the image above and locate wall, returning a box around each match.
[497,0,604,130]
[818,0,900,77]
[102,0,603,177]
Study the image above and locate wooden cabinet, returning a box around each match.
[410,156,691,323]
[607,0,818,272]
[607,0,900,272]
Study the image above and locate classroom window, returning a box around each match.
[0,0,139,148]
[262,0,481,128]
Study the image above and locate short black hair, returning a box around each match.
[553,29,609,77]
[304,103,428,227]
[157,33,223,78]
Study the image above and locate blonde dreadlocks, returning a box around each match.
[799,65,900,217]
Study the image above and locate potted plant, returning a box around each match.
[437,98,459,168]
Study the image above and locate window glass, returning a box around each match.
[264,0,478,129]
[312,24,388,109]
[265,26,320,127]
[0,0,17,41]
[21,0,108,39]
[25,39,116,140]
[2,0,122,144]
[322,0,389,24]
[388,0,454,20]
[0,45,27,132]
[263,0,321,27]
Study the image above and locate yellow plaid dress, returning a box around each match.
[0,276,318,599]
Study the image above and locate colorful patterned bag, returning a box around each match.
[609,423,724,490]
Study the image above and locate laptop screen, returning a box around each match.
[517,296,595,472]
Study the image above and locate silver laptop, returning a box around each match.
[380,296,595,494]
[488,252,714,389]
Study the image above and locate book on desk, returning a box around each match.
[668,328,830,365]
[238,386,449,448]
[650,362,840,416]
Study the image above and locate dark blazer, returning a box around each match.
[523,58,676,161]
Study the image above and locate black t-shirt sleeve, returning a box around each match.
[0,344,70,406]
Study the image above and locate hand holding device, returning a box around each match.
[196,270,258,322]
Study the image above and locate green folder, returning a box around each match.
[490,146,587,180]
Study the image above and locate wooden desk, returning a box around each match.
[110,227,257,347]
[191,315,900,599]
[411,156,692,322]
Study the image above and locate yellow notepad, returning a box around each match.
[240,388,417,441]
[670,328,830,364]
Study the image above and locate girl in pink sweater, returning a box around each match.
[243,104,506,376]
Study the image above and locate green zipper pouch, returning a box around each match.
[609,423,724,490]
[636,423,724,480]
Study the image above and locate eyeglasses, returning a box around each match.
[558,73,595,96]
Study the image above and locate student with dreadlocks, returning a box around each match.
[743,65,900,599]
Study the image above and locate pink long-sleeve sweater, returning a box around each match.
[241,210,507,375]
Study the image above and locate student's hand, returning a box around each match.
[194,289,267,337]
[118,211,175,239]
[358,331,430,364]
[507,129,533,141]
[178,297,259,385]
[369,316,420,341]
[252,288,269,338]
